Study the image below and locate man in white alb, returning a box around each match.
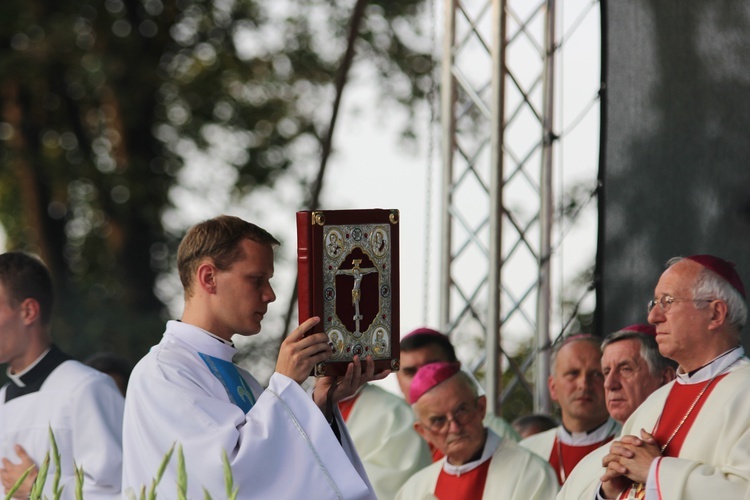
[0,252,124,499]
[122,215,383,499]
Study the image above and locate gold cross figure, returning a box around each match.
[336,259,377,334]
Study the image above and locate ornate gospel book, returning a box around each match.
[297,209,400,377]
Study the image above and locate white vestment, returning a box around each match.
[0,353,124,499]
[520,419,620,463]
[343,383,431,499]
[558,348,750,500]
[396,429,558,500]
[520,419,620,484]
[122,321,375,499]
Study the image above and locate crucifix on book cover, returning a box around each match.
[296,209,400,377]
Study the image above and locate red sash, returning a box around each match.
[617,373,728,499]
[431,443,445,462]
[652,374,727,456]
[549,436,613,485]
[434,459,491,500]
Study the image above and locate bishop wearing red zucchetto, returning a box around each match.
[560,254,750,500]
[396,362,558,500]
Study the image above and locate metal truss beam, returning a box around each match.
[439,0,564,415]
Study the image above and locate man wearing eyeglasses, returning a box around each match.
[520,334,620,485]
[396,362,557,499]
[559,254,750,500]
[397,327,520,462]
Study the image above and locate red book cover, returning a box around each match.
[297,209,400,377]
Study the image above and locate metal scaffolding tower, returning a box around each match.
[439,0,599,414]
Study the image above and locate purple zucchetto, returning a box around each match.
[401,327,445,341]
[409,361,461,404]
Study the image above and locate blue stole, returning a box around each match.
[199,352,256,413]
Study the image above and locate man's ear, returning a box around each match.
[413,420,430,442]
[196,262,218,294]
[707,300,728,331]
[477,394,487,420]
[19,298,41,325]
[413,404,432,442]
[548,375,558,403]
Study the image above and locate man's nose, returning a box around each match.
[647,304,664,324]
[604,371,619,390]
[265,284,276,303]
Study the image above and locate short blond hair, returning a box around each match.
[177,215,279,296]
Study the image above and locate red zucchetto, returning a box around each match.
[409,361,461,404]
[685,254,746,299]
[618,323,656,336]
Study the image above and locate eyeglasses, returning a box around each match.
[647,295,714,314]
[422,400,478,433]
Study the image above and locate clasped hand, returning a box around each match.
[600,429,661,498]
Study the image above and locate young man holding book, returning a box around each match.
[122,215,382,499]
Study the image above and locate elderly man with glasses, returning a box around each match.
[559,254,750,500]
[396,362,557,499]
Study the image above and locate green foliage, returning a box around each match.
[176,445,187,500]
[221,449,238,500]
[17,431,239,499]
[148,442,175,500]
[75,465,84,500]
[0,0,433,364]
[29,453,50,500]
[49,426,63,498]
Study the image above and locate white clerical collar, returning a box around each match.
[165,320,237,362]
[173,320,234,346]
[443,428,501,476]
[558,418,618,446]
[200,328,234,346]
[6,347,52,388]
[676,346,744,384]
